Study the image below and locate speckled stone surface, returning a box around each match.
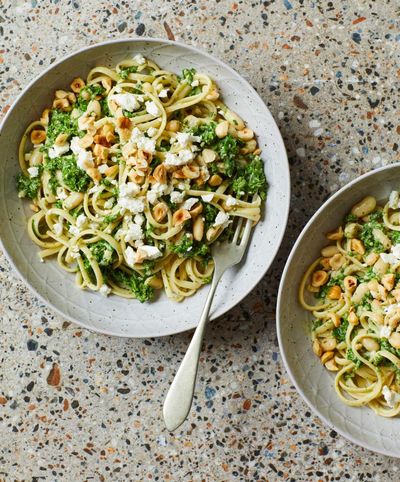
[1,0,399,480]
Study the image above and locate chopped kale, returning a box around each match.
[170,235,210,258]
[312,319,323,331]
[344,213,359,223]
[46,110,79,146]
[75,84,105,112]
[332,319,349,342]
[54,200,63,209]
[190,122,218,147]
[102,213,119,224]
[347,348,362,369]
[390,230,400,245]
[142,260,155,277]
[181,68,196,84]
[231,155,268,200]
[89,240,115,267]
[203,203,219,228]
[158,139,171,152]
[380,338,400,357]
[119,65,138,80]
[214,134,238,177]
[16,174,41,199]
[359,218,385,253]
[357,267,378,283]
[55,155,91,192]
[110,268,154,303]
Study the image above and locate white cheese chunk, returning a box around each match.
[201,193,214,203]
[158,88,169,98]
[119,182,140,197]
[170,191,185,204]
[137,245,162,260]
[125,246,136,267]
[99,284,111,296]
[134,214,145,225]
[191,79,199,87]
[104,198,114,209]
[48,142,70,159]
[56,187,68,200]
[137,136,156,154]
[53,222,63,236]
[98,164,109,174]
[182,197,198,210]
[124,223,143,243]
[213,211,230,227]
[76,214,87,229]
[118,197,145,214]
[70,136,94,172]
[27,166,39,178]
[147,127,158,137]
[389,191,400,209]
[380,326,392,338]
[164,149,195,167]
[145,101,160,117]
[133,53,146,65]
[110,93,140,112]
[382,385,400,408]
[69,225,80,236]
[225,195,239,207]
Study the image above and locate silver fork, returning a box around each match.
[163,215,253,431]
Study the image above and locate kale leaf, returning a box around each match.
[110,268,154,303]
[46,110,79,146]
[170,235,209,258]
[16,174,41,199]
[231,155,268,199]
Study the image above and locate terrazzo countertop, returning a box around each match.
[1,0,399,480]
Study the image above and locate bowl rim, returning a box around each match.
[0,37,290,338]
[277,163,400,458]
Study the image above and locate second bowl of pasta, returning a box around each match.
[278,163,400,457]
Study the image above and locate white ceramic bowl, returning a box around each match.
[277,164,400,457]
[0,38,290,338]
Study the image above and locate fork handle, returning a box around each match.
[163,270,222,431]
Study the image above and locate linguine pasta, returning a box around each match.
[300,193,400,416]
[17,54,267,303]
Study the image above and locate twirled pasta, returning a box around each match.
[300,193,400,416]
[17,54,267,303]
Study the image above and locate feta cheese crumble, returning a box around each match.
[110,93,140,112]
[48,142,70,159]
[53,222,63,236]
[380,326,392,338]
[137,245,162,260]
[158,88,169,98]
[201,193,214,203]
[124,246,136,267]
[133,53,146,65]
[27,166,39,178]
[76,214,87,229]
[147,127,158,137]
[145,101,160,117]
[164,149,195,166]
[124,223,143,243]
[99,284,112,296]
[69,225,80,236]
[182,197,198,210]
[380,244,400,266]
[213,211,230,227]
[98,164,109,174]
[382,385,400,408]
[225,195,239,207]
[170,191,185,204]
[70,137,94,173]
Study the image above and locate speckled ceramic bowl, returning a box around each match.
[277,163,400,457]
[0,38,290,338]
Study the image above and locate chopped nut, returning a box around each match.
[343,276,358,293]
[70,77,85,93]
[172,208,191,226]
[313,339,322,357]
[326,226,344,241]
[320,351,334,364]
[327,285,342,300]
[30,130,46,144]
[351,238,366,255]
[382,274,395,292]
[311,270,329,287]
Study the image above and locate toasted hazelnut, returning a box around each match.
[30,130,46,144]
[147,276,163,289]
[86,167,101,182]
[327,285,342,300]
[320,351,334,364]
[193,216,204,241]
[321,245,339,257]
[362,337,380,352]
[40,108,51,125]
[382,274,395,292]
[344,276,358,293]
[172,208,191,226]
[93,134,111,147]
[166,120,180,132]
[53,98,70,110]
[70,77,85,93]
[202,149,216,164]
[190,203,203,218]
[365,252,379,266]
[325,359,339,371]
[55,89,69,99]
[311,270,329,287]
[55,133,69,145]
[320,338,337,352]
[330,313,341,327]
[237,127,254,141]
[182,164,200,179]
[153,202,168,222]
[312,339,322,357]
[93,143,109,161]
[153,164,167,184]
[209,174,223,187]
[348,311,359,325]
[105,165,119,178]
[320,258,331,270]
[117,117,132,129]
[329,253,345,270]
[351,238,366,255]
[79,133,94,149]
[215,121,229,138]
[326,226,344,241]
[389,332,400,349]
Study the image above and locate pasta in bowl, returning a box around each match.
[17,54,267,303]
[0,39,289,337]
[278,164,400,457]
